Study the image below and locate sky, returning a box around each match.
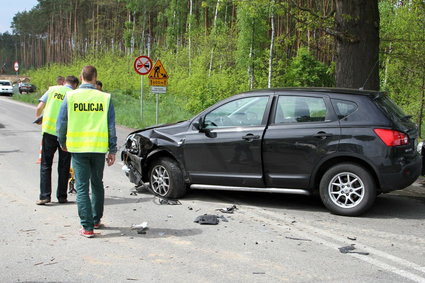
[0,0,39,33]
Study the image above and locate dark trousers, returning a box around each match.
[39,133,71,200]
[72,153,105,230]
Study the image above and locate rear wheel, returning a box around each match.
[319,163,376,216]
[148,157,186,198]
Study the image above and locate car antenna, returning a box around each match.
[360,59,379,90]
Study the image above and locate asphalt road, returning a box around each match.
[1,95,425,282]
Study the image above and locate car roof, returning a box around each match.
[241,87,384,97]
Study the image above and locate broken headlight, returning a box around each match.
[125,134,140,155]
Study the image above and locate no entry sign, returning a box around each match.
[133,56,152,75]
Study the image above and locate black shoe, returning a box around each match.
[58,198,68,203]
[36,199,51,205]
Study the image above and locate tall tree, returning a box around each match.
[334,0,380,90]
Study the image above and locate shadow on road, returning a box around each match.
[121,183,425,219]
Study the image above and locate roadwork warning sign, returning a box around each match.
[149,60,168,86]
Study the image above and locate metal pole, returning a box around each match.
[155,93,159,124]
[140,75,144,122]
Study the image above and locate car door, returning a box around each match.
[263,94,340,189]
[183,95,272,187]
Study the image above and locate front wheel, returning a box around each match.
[148,157,186,198]
[319,163,376,216]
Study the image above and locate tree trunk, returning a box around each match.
[208,0,220,77]
[335,0,380,90]
[268,0,275,89]
[188,0,193,75]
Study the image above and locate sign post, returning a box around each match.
[148,60,168,124]
[133,56,153,122]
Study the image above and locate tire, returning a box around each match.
[148,157,186,198]
[319,163,376,216]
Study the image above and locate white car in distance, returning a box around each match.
[0,80,14,96]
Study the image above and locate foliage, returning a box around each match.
[379,0,425,135]
[283,47,334,87]
[3,0,425,136]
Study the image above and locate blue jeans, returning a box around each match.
[72,153,105,231]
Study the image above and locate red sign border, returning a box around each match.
[133,56,152,75]
[13,61,19,72]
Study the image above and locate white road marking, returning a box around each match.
[253,208,425,282]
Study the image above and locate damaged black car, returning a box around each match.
[121,88,422,216]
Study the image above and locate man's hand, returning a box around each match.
[106,153,116,166]
[61,146,68,152]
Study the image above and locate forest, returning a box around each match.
[0,0,424,132]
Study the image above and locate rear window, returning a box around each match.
[332,99,358,119]
[374,94,408,122]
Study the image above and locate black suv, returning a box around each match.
[122,88,422,216]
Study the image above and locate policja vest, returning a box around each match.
[42,85,70,136]
[66,88,111,153]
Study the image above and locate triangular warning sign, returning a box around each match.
[148,60,168,79]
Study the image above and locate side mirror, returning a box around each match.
[193,118,209,134]
[193,121,201,131]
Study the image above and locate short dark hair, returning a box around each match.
[66,75,79,86]
[81,65,97,82]
[56,76,65,84]
[96,80,103,88]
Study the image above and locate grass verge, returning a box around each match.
[12,91,193,129]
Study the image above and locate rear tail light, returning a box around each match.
[374,129,408,146]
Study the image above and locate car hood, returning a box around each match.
[129,120,190,136]
[127,120,192,147]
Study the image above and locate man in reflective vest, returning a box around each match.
[36,75,79,205]
[56,65,117,238]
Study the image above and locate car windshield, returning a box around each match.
[0,81,11,86]
[374,94,408,122]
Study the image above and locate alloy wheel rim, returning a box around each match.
[151,165,170,196]
[328,172,365,208]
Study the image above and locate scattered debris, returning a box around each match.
[338,244,369,255]
[253,272,266,275]
[130,192,138,196]
[131,222,148,235]
[194,214,220,225]
[20,229,36,232]
[216,204,238,214]
[154,197,182,205]
[285,236,312,242]
[34,262,43,266]
[131,222,148,230]
[347,236,357,241]
[167,215,173,218]
[159,232,166,236]
[188,207,193,210]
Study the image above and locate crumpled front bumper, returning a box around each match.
[121,150,144,185]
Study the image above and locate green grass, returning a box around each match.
[12,91,193,129]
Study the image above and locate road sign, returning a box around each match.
[13,61,19,72]
[134,56,152,75]
[148,60,168,86]
[151,86,167,94]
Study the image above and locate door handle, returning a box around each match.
[242,134,260,142]
[313,131,333,139]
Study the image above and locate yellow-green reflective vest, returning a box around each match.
[42,85,70,136]
[66,88,110,153]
